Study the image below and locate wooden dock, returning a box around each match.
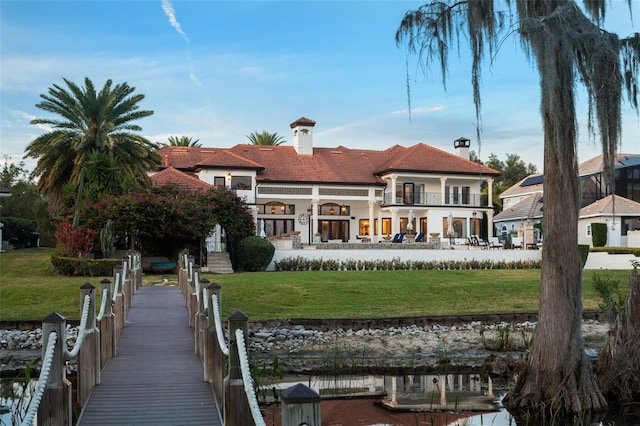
[77,285,222,425]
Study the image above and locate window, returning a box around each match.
[262,219,295,237]
[214,176,225,188]
[231,176,252,190]
[403,183,414,205]
[359,220,370,235]
[462,186,470,204]
[320,203,349,216]
[320,220,349,242]
[381,218,391,236]
[260,203,295,215]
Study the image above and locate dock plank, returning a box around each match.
[77,285,222,426]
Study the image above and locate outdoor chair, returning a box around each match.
[489,237,503,249]
[414,232,425,242]
[512,237,524,249]
[391,233,403,243]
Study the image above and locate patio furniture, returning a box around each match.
[512,237,524,249]
[489,237,503,249]
[414,232,425,243]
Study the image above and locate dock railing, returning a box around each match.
[22,252,140,426]
[179,250,321,426]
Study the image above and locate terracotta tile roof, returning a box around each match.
[375,143,500,176]
[157,146,221,170]
[197,149,264,170]
[494,192,544,222]
[156,143,499,185]
[580,194,640,217]
[150,167,212,193]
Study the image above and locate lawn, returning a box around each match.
[0,248,632,321]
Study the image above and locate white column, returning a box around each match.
[368,200,376,241]
[487,209,495,237]
[391,207,399,235]
[440,177,447,205]
[390,175,397,204]
[486,178,494,207]
[312,198,319,238]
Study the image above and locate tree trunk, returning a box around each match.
[503,7,607,415]
[595,268,640,407]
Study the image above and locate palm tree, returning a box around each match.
[246,130,285,146]
[396,0,638,417]
[25,77,161,206]
[165,136,202,147]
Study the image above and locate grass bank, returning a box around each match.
[0,248,631,321]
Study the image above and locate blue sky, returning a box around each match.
[1,0,638,174]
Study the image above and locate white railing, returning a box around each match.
[20,331,57,426]
[27,253,140,426]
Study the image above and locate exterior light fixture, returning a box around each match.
[280,205,285,213]
[329,207,335,215]
[271,206,276,214]
[340,205,347,215]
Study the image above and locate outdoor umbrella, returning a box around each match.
[259,219,266,238]
[447,212,455,237]
[407,209,414,233]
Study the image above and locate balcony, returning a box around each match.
[382,191,484,207]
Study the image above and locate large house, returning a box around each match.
[150,117,501,246]
[494,153,640,247]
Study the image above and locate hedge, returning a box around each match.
[51,251,121,276]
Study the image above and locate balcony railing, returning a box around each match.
[382,191,484,207]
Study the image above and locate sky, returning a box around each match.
[1,0,638,175]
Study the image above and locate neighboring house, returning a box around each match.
[150,117,500,245]
[495,153,640,247]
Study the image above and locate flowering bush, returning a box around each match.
[54,219,96,258]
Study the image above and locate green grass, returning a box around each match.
[0,248,632,321]
[0,248,112,321]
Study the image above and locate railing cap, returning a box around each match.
[43,312,65,323]
[207,282,221,290]
[100,278,111,284]
[228,311,248,321]
[281,383,321,403]
[199,277,210,285]
[80,282,96,290]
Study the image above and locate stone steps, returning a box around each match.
[205,252,234,274]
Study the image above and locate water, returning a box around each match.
[0,379,36,426]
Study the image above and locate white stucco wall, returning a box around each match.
[267,247,542,271]
[267,247,636,271]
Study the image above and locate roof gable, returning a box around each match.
[375,143,500,176]
[580,194,640,217]
[150,167,212,193]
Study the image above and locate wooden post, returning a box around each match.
[195,276,208,360]
[99,278,115,368]
[38,313,72,426]
[122,256,133,310]
[205,282,224,406]
[112,264,125,334]
[281,383,322,426]
[224,311,253,426]
[77,283,99,406]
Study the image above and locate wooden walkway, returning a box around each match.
[77,285,222,426]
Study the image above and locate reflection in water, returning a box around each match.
[380,373,499,412]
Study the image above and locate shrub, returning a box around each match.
[2,216,37,248]
[51,251,120,276]
[578,244,590,267]
[591,222,607,247]
[54,219,96,258]
[592,271,625,325]
[236,236,275,272]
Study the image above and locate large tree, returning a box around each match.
[24,77,161,207]
[396,0,638,417]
